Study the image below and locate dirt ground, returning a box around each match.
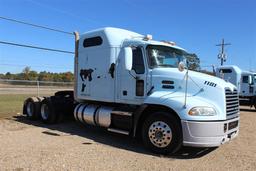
[0,107,255,171]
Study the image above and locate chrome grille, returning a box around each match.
[225,88,239,119]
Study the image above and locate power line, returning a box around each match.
[0,16,73,35]
[0,40,74,54]
[26,0,102,26]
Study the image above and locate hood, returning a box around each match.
[150,68,236,93]
[148,68,237,120]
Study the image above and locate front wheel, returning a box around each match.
[142,112,182,154]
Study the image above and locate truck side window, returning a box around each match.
[132,47,145,74]
[242,76,248,83]
[83,36,103,47]
[220,69,232,73]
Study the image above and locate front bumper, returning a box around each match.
[181,117,239,147]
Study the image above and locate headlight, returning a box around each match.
[188,107,217,116]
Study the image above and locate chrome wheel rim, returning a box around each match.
[148,121,172,148]
[41,104,49,120]
[26,102,33,117]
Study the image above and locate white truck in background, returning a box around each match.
[216,65,256,109]
[23,27,239,154]
[254,72,256,85]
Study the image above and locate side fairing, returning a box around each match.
[76,47,116,102]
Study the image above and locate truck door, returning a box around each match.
[241,75,253,96]
[254,74,256,95]
[248,75,254,95]
[118,46,147,104]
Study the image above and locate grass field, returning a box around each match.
[0,94,31,118]
[0,94,54,118]
[0,84,71,118]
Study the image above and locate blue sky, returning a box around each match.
[0,0,255,73]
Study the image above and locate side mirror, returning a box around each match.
[178,61,185,72]
[124,47,133,71]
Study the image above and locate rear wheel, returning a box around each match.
[26,101,34,118]
[23,97,44,120]
[40,98,57,124]
[142,112,182,154]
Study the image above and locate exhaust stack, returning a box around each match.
[73,31,79,101]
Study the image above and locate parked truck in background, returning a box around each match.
[23,27,240,154]
[216,65,256,109]
[254,72,256,86]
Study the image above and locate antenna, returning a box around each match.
[216,39,231,65]
[212,64,216,75]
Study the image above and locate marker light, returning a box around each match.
[143,34,153,41]
[168,41,176,46]
[161,40,176,46]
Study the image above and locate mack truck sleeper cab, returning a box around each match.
[23,27,240,154]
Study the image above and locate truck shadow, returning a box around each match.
[12,115,217,159]
[240,107,256,112]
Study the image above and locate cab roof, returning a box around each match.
[80,27,186,51]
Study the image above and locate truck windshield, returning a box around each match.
[146,45,186,68]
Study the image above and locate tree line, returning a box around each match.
[186,53,200,71]
[0,55,212,82]
[0,67,74,82]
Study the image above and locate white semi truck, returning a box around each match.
[23,27,239,154]
[216,65,256,109]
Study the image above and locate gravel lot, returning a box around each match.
[0,107,255,171]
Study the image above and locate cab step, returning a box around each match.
[111,111,132,116]
[107,128,129,135]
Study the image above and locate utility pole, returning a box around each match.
[216,39,231,65]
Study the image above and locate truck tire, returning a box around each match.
[23,97,44,120]
[40,98,57,124]
[141,112,182,154]
[253,97,256,109]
